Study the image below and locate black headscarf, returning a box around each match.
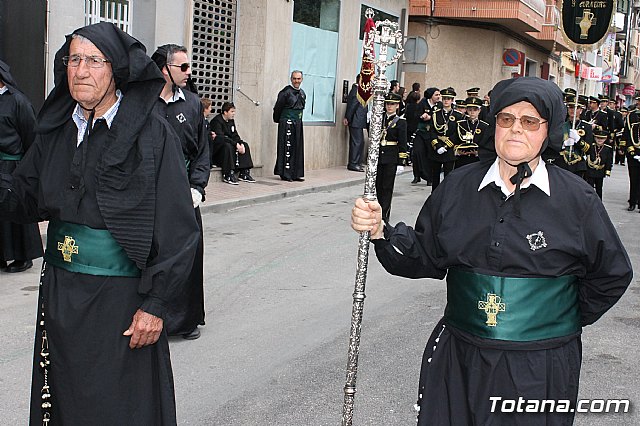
[0,59,21,93]
[485,77,566,216]
[36,22,166,269]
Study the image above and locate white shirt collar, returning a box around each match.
[72,89,123,146]
[478,157,550,197]
[0,86,8,95]
[161,87,185,104]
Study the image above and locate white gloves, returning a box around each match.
[437,147,447,155]
[191,188,203,209]
[396,165,404,175]
[563,129,580,148]
[634,155,640,161]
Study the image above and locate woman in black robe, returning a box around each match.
[351,77,632,426]
[0,23,199,425]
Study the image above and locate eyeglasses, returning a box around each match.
[62,54,110,68]
[495,112,547,131]
[167,63,190,72]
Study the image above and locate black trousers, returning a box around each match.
[348,126,365,168]
[412,133,431,181]
[376,162,397,223]
[586,176,604,199]
[615,148,625,164]
[429,159,455,190]
[628,162,640,206]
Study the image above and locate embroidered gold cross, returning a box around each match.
[478,293,506,327]
[57,236,79,262]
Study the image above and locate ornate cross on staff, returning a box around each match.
[341,10,404,426]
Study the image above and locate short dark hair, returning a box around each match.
[412,82,421,92]
[406,91,420,104]
[220,101,235,114]
[390,80,399,90]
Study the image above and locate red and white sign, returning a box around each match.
[576,65,602,81]
[623,84,636,96]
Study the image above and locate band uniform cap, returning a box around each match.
[455,99,466,107]
[466,87,480,96]
[465,96,483,107]
[620,106,629,112]
[441,87,456,98]
[564,88,577,95]
[566,95,587,108]
[385,92,402,103]
[588,96,599,103]
[634,95,640,101]
[598,94,609,101]
[593,128,609,138]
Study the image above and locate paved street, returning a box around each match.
[1,165,639,425]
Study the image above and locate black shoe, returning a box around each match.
[280,176,293,182]
[411,177,421,184]
[0,260,6,270]
[628,204,636,211]
[5,260,33,273]
[621,163,626,166]
[223,173,239,185]
[347,165,364,172]
[182,328,201,340]
[293,177,305,182]
[238,172,256,183]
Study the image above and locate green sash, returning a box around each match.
[444,269,580,341]
[0,152,23,161]
[44,220,141,277]
[280,108,303,121]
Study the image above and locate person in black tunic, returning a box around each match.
[452,96,489,168]
[0,23,199,425]
[210,101,255,183]
[343,80,368,172]
[351,77,632,426]
[428,87,459,189]
[0,59,43,272]
[273,70,306,181]
[411,87,440,185]
[550,96,591,179]
[614,106,628,165]
[585,129,613,199]
[152,44,209,340]
[620,108,640,211]
[376,93,407,223]
[404,91,422,168]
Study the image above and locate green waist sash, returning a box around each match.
[44,220,140,277]
[444,269,580,342]
[0,152,23,161]
[281,108,303,121]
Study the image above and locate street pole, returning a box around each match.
[341,11,404,426]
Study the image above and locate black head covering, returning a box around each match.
[36,22,166,269]
[0,59,21,92]
[487,77,566,216]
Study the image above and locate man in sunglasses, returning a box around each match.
[152,44,209,341]
[0,23,199,425]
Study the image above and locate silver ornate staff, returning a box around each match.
[342,12,404,426]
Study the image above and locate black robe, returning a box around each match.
[0,111,199,425]
[158,89,210,336]
[373,161,632,426]
[0,80,43,264]
[273,85,305,180]
[210,113,254,170]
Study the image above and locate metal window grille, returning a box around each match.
[192,0,237,112]
[85,0,131,33]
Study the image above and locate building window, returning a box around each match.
[85,0,131,33]
[291,0,341,123]
[191,0,237,113]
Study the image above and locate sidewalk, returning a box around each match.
[200,166,401,214]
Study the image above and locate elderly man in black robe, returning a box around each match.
[352,77,632,426]
[273,70,306,181]
[0,23,199,425]
[0,60,43,272]
[152,44,209,340]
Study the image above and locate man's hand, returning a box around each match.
[343,118,349,126]
[123,309,163,349]
[236,143,246,155]
[210,131,216,140]
[351,197,384,239]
